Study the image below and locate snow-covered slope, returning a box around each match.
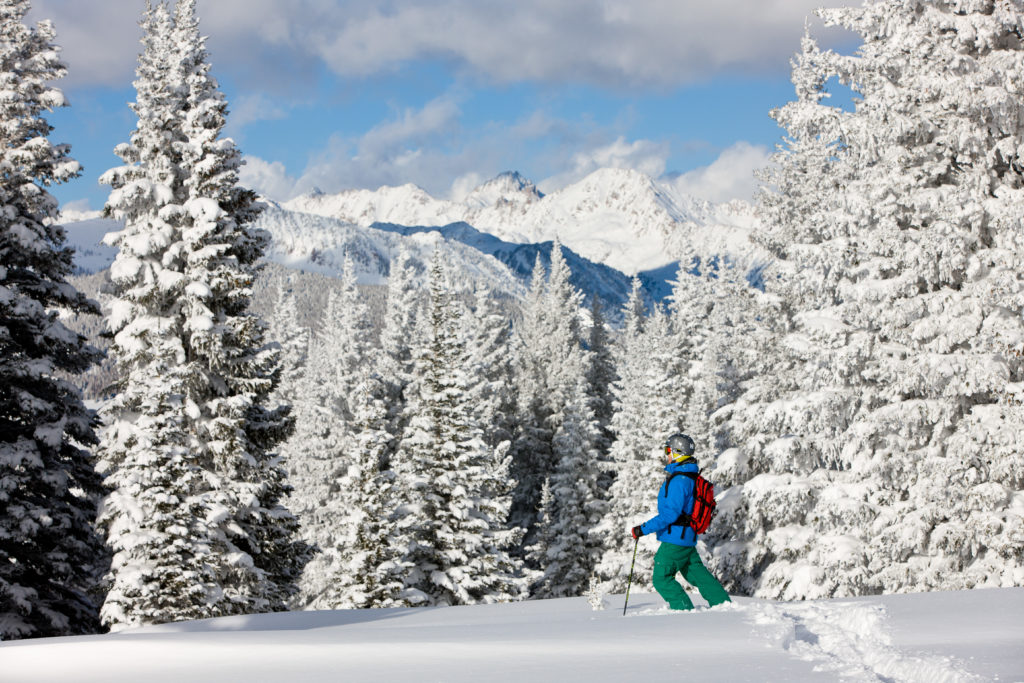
[288,183,464,229]
[284,168,764,275]
[256,206,525,297]
[370,221,636,309]
[60,217,119,275]
[3,588,1019,682]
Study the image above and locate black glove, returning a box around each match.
[631,525,644,540]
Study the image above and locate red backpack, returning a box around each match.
[664,471,717,534]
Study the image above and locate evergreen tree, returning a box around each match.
[324,255,371,424]
[313,374,404,609]
[529,374,605,598]
[670,263,766,454]
[393,255,525,606]
[667,268,717,445]
[511,239,607,592]
[700,34,860,598]
[594,281,684,593]
[0,0,106,639]
[507,253,553,534]
[584,297,617,457]
[726,0,1024,598]
[266,277,309,406]
[464,283,517,449]
[542,238,588,419]
[290,256,377,606]
[97,0,308,629]
[509,237,600,552]
[378,246,420,463]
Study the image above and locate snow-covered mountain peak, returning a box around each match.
[463,171,544,210]
[283,182,462,228]
[565,166,653,193]
[280,167,762,275]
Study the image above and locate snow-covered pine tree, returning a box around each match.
[730,0,1024,599]
[312,373,404,609]
[286,288,350,486]
[463,283,517,449]
[699,33,863,599]
[0,0,107,640]
[509,237,601,554]
[665,266,715,443]
[528,372,605,598]
[323,255,371,424]
[825,0,1024,593]
[266,277,309,406]
[542,237,589,427]
[377,245,420,463]
[512,239,607,594]
[670,262,767,454]
[290,255,377,606]
[295,254,369,438]
[96,0,309,629]
[393,254,525,606]
[584,297,617,459]
[95,0,218,629]
[593,280,685,593]
[507,253,553,534]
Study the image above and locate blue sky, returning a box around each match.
[29,0,854,212]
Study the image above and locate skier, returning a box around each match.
[631,433,731,611]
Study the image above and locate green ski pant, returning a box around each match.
[652,543,731,611]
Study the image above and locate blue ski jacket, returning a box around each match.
[639,460,699,547]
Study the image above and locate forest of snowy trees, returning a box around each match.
[3,0,1023,641]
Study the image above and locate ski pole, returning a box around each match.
[623,536,639,616]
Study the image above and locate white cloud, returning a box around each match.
[237,94,677,203]
[667,141,772,204]
[356,97,462,158]
[28,0,328,89]
[449,172,485,203]
[239,157,301,201]
[293,95,475,194]
[573,137,668,177]
[28,0,142,88]
[225,94,291,138]
[238,97,763,207]
[305,0,851,88]
[239,96,468,200]
[31,0,853,90]
[58,198,95,215]
[239,95,483,200]
[541,136,669,191]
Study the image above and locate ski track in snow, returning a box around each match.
[745,600,979,683]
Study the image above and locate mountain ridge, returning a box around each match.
[283,167,765,276]
[59,167,768,320]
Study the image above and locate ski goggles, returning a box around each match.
[663,444,691,461]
